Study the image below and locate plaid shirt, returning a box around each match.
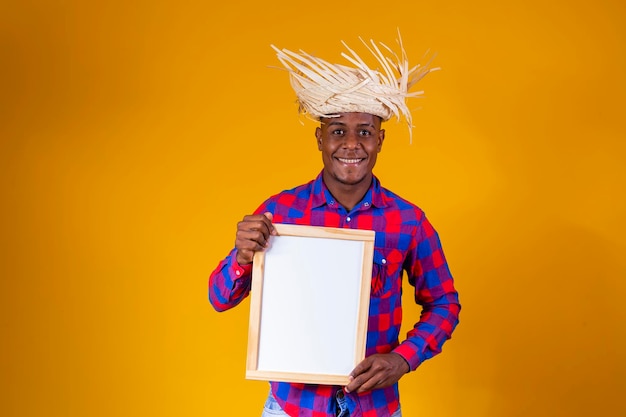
[209,171,460,417]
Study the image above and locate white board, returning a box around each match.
[246,224,375,385]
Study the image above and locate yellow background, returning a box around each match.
[1,0,625,416]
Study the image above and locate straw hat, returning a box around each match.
[271,31,436,142]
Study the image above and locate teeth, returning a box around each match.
[338,158,362,164]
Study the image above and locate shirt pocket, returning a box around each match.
[371,247,404,298]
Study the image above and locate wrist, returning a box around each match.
[233,256,253,277]
[390,352,411,373]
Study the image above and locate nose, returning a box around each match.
[343,131,361,149]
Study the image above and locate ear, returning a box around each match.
[377,129,385,152]
[315,127,322,150]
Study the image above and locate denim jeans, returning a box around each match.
[261,390,402,417]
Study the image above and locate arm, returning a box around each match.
[346,216,460,393]
[208,212,275,312]
[393,216,461,370]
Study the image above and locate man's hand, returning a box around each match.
[345,353,410,394]
[235,212,276,265]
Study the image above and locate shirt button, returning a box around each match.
[330,200,335,205]
[382,259,387,264]
[364,202,370,207]
[346,217,351,222]
[235,270,241,276]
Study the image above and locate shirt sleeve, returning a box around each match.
[208,248,254,312]
[208,201,274,312]
[392,216,461,371]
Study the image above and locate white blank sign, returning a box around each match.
[246,224,375,385]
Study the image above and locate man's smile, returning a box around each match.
[336,157,366,164]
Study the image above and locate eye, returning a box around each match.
[359,129,372,137]
[331,129,345,136]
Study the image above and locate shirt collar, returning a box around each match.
[310,170,388,209]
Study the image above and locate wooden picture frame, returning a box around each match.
[245,224,375,386]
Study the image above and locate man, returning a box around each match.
[209,34,460,417]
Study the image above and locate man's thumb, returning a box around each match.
[263,212,276,234]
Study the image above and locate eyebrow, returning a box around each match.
[326,121,376,128]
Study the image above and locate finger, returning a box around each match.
[238,218,272,244]
[235,229,271,251]
[235,232,269,265]
[345,368,372,393]
[240,214,274,235]
[345,371,376,393]
[345,357,372,393]
[263,212,277,235]
[346,355,404,393]
[356,375,385,393]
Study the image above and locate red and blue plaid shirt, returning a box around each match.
[209,171,460,417]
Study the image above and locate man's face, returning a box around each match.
[316,112,385,189]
